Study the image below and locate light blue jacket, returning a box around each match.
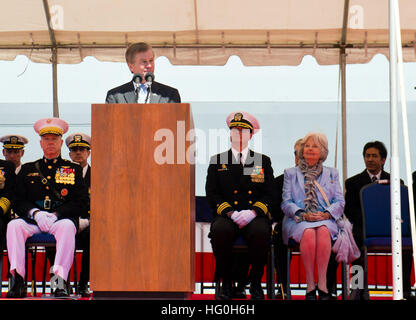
[281,166,345,244]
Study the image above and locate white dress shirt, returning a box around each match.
[367,169,381,181]
[231,147,249,165]
[133,81,149,103]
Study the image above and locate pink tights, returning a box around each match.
[299,226,331,293]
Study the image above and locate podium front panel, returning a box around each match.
[90,103,195,293]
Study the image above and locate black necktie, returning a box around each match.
[238,153,243,166]
[371,176,377,183]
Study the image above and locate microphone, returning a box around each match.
[132,73,143,85]
[144,72,154,103]
[144,72,155,85]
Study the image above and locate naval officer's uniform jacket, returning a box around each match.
[0,159,16,245]
[14,156,89,229]
[205,149,274,220]
[0,159,16,217]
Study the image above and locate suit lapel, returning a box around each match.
[123,82,136,103]
[149,91,161,103]
[360,170,372,185]
[380,170,390,180]
[241,150,256,184]
[228,149,243,182]
[149,82,161,103]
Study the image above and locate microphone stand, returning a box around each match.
[144,82,152,103]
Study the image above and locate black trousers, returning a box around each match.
[209,215,271,284]
[0,217,7,252]
[77,226,90,286]
[272,222,288,291]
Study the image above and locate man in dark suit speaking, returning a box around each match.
[106,42,181,104]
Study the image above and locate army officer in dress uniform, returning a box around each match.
[206,111,274,300]
[6,118,88,298]
[66,132,91,297]
[0,134,28,174]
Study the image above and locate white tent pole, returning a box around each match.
[340,0,349,186]
[341,49,347,186]
[389,0,403,301]
[393,0,416,292]
[42,0,59,117]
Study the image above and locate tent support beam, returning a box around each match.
[42,0,59,118]
[389,0,403,300]
[2,42,415,51]
[340,0,349,301]
[340,49,347,189]
[340,0,349,185]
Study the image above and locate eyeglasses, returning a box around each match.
[70,147,88,152]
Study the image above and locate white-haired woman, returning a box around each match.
[281,132,345,300]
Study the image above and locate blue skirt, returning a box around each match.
[282,215,339,245]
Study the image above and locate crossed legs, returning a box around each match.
[299,226,331,293]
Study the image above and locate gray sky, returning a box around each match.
[1,53,416,194]
[1,53,415,103]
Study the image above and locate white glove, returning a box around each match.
[34,211,54,232]
[231,211,243,224]
[78,218,90,232]
[233,210,257,228]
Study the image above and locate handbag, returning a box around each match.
[314,180,361,264]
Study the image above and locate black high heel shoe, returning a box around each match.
[317,288,330,300]
[305,288,317,300]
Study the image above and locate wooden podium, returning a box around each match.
[90,103,195,299]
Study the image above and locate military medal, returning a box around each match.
[61,188,68,196]
[55,167,75,185]
[251,166,265,183]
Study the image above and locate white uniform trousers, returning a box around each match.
[6,218,76,280]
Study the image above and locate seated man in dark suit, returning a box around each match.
[206,111,274,300]
[106,42,181,104]
[344,141,412,299]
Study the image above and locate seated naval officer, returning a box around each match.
[66,132,91,297]
[0,156,16,253]
[0,134,28,174]
[6,118,88,298]
[206,111,274,300]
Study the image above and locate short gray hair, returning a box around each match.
[298,132,328,162]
